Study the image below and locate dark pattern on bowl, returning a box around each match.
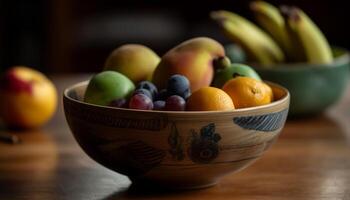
[233,109,288,131]
[188,123,221,163]
[168,123,185,161]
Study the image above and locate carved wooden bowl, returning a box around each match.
[63,81,290,189]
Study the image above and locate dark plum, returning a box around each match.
[153,100,166,111]
[165,95,186,111]
[167,74,191,99]
[129,94,153,110]
[136,81,158,99]
[155,89,168,101]
[133,88,153,100]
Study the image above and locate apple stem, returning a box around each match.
[213,56,231,70]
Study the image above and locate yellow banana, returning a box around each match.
[281,6,333,64]
[211,10,285,66]
[250,1,294,61]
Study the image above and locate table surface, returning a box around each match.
[1,74,350,200]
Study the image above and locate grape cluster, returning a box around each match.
[108,75,191,111]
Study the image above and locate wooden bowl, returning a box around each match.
[63,81,290,189]
[254,48,350,116]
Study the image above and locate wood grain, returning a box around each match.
[1,74,350,199]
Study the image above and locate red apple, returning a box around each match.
[0,66,57,129]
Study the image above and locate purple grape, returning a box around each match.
[155,89,168,101]
[133,88,153,100]
[129,94,153,110]
[153,100,166,111]
[167,74,191,99]
[109,98,127,108]
[136,81,158,99]
[165,95,186,111]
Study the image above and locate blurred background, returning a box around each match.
[0,0,348,73]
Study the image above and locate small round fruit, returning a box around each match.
[167,74,191,99]
[153,100,166,111]
[222,77,273,109]
[109,98,127,108]
[0,66,57,129]
[155,89,168,101]
[165,95,186,111]
[133,88,153,100]
[129,94,153,110]
[186,87,234,111]
[84,71,135,106]
[136,81,158,99]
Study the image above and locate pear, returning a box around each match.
[104,44,160,84]
[152,37,227,92]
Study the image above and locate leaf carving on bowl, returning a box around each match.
[168,122,185,161]
[233,109,288,132]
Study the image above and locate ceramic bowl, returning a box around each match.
[63,81,290,189]
[254,48,350,116]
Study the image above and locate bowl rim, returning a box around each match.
[251,47,350,71]
[63,81,290,115]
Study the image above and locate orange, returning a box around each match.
[222,77,273,109]
[186,87,235,111]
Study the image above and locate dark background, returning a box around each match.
[0,0,348,73]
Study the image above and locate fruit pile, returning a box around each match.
[84,37,274,111]
[211,1,333,66]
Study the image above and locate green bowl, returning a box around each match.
[253,48,350,116]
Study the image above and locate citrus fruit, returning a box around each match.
[186,87,235,111]
[222,77,273,109]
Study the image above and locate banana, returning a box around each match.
[250,1,294,61]
[210,10,285,66]
[281,6,333,64]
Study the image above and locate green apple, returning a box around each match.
[212,63,261,88]
[84,71,135,106]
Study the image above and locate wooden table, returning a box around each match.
[1,75,350,200]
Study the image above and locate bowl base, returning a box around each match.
[130,177,219,190]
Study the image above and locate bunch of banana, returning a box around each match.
[211,1,333,66]
[249,1,294,61]
[210,10,285,66]
[279,5,333,64]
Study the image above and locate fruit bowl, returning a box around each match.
[63,81,289,189]
[254,48,350,116]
